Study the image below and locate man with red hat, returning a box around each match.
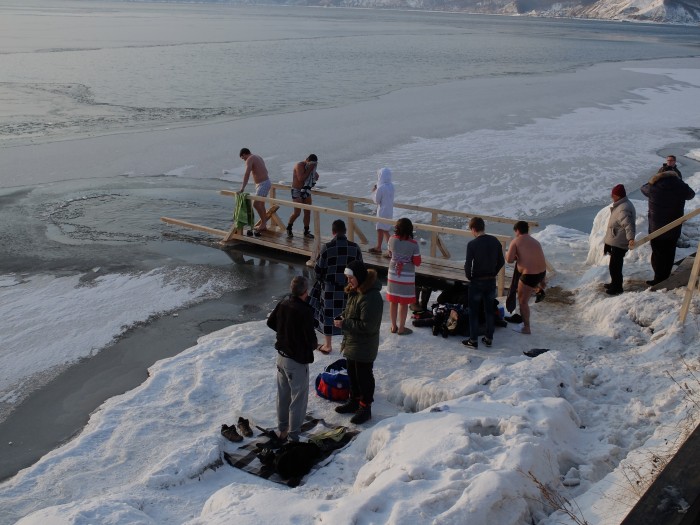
[603,184,636,295]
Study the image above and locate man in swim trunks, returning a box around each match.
[286,154,319,239]
[505,221,546,335]
[239,148,271,236]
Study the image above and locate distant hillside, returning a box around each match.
[157,0,700,24]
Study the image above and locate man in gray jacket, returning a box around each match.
[603,184,636,295]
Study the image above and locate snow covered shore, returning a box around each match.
[1,177,699,525]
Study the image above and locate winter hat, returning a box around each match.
[611,184,626,198]
[344,260,368,285]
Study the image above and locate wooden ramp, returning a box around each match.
[160,183,539,293]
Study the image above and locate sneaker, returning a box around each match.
[481,337,492,347]
[350,404,372,424]
[286,225,294,238]
[335,399,360,414]
[462,339,478,349]
[221,424,243,442]
[303,229,314,239]
[237,417,253,438]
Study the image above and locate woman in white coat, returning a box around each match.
[369,167,395,255]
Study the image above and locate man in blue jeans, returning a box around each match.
[463,217,504,349]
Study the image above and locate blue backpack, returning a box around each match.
[315,358,350,401]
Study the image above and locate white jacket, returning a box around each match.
[373,167,394,231]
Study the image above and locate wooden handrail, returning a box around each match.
[219,190,513,242]
[268,182,538,228]
[634,207,700,247]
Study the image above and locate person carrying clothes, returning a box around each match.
[602,184,636,295]
[238,148,271,237]
[463,217,504,348]
[287,154,320,239]
[266,276,321,442]
[333,260,383,425]
[387,218,422,335]
[641,168,695,286]
[311,219,363,354]
[369,167,395,255]
[505,221,547,330]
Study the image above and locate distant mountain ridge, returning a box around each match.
[162,0,700,24]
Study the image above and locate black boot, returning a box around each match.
[303,228,314,239]
[335,398,360,414]
[350,404,372,424]
[286,224,294,238]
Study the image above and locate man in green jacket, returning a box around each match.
[333,260,383,424]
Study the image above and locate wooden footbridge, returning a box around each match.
[161,183,538,295]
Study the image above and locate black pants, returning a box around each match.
[346,358,374,405]
[608,245,628,290]
[650,237,678,283]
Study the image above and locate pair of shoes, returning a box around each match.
[286,225,293,238]
[368,247,382,254]
[350,404,372,424]
[221,424,243,442]
[246,229,262,238]
[535,290,546,303]
[512,323,531,334]
[397,327,413,335]
[303,229,314,239]
[237,417,254,438]
[481,337,492,347]
[335,399,360,414]
[316,344,331,355]
[605,287,623,295]
[462,339,478,349]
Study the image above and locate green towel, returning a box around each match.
[233,192,254,230]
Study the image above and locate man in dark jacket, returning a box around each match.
[332,260,383,425]
[463,217,505,347]
[267,276,318,442]
[657,155,682,180]
[641,170,695,285]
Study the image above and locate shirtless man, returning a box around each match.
[239,148,271,236]
[286,154,319,239]
[505,221,546,335]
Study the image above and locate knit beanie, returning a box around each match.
[344,260,368,285]
[611,184,626,198]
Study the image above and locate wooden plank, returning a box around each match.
[161,217,228,237]
[620,421,700,525]
[436,234,451,258]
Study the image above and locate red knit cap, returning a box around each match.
[611,184,626,198]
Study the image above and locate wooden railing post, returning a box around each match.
[348,201,355,242]
[430,212,438,258]
[679,241,700,324]
[498,241,506,297]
